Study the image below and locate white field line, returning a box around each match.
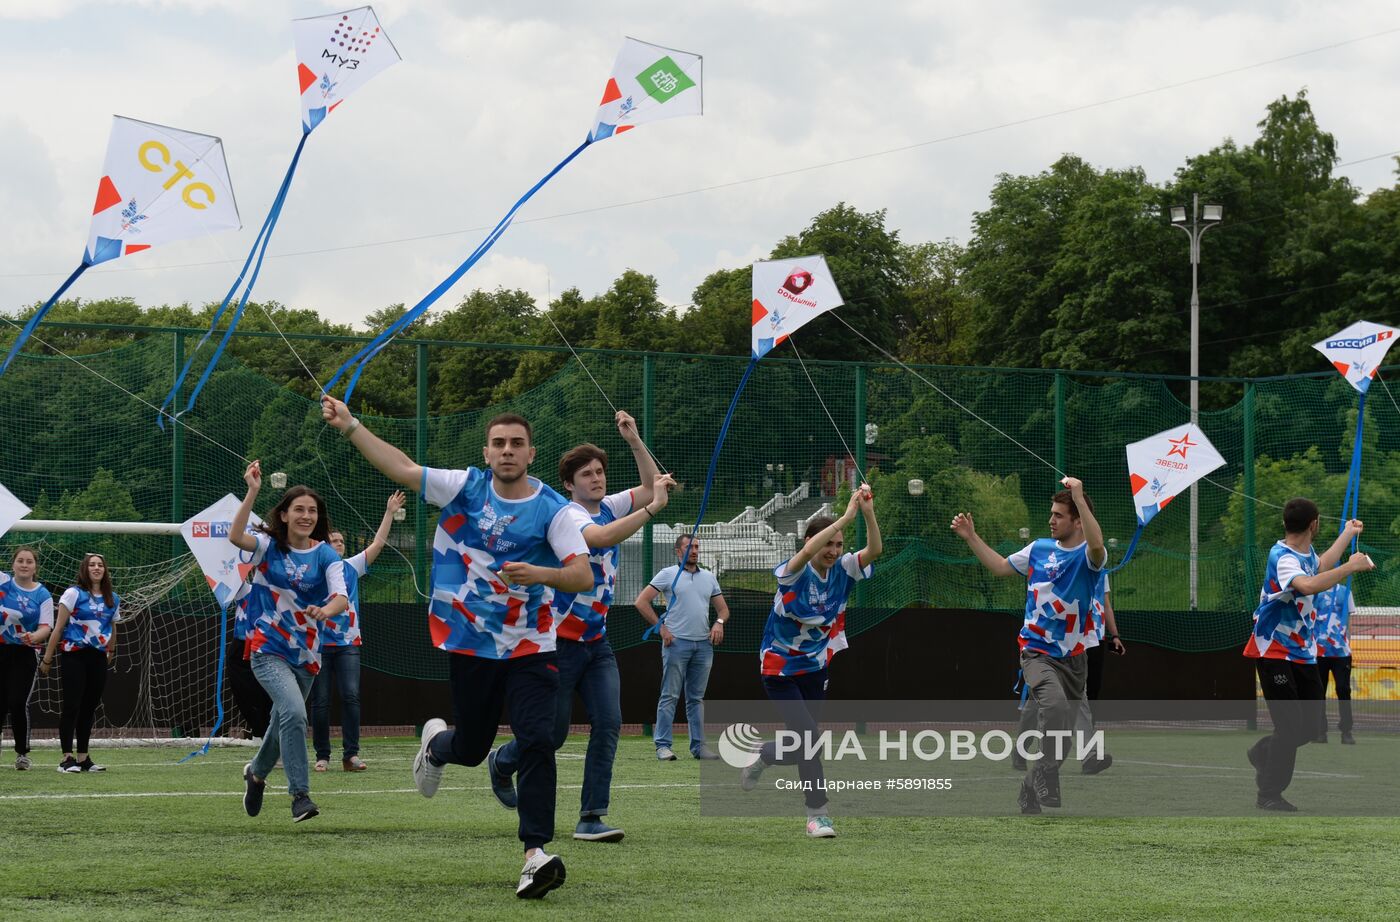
[0,781,720,802]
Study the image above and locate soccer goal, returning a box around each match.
[2,518,251,750]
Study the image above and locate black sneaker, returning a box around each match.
[1018,774,1042,815]
[1033,764,1062,808]
[76,758,106,772]
[1256,796,1298,812]
[56,756,79,774]
[1081,753,1113,775]
[487,748,518,810]
[1341,731,1356,745]
[291,792,319,823]
[1315,733,1329,744]
[243,763,265,817]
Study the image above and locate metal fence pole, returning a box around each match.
[171,331,184,557]
[642,354,655,582]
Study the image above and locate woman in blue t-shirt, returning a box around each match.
[0,546,55,770]
[743,484,882,839]
[40,552,120,773]
[229,460,348,823]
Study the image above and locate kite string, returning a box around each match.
[0,316,250,465]
[829,311,1065,478]
[788,334,866,482]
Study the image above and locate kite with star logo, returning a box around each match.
[157,5,400,428]
[1127,423,1225,526]
[327,36,703,401]
[0,116,240,376]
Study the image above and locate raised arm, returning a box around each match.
[950,512,1019,578]
[1291,551,1374,597]
[1318,519,1363,573]
[617,410,661,509]
[786,492,860,574]
[854,486,883,567]
[322,395,421,491]
[362,491,406,567]
[1062,476,1105,568]
[583,473,675,549]
[228,461,262,553]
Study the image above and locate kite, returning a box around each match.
[1313,320,1400,551]
[0,482,31,539]
[158,5,400,427]
[326,36,703,400]
[0,117,240,375]
[647,256,843,637]
[178,493,264,760]
[1113,422,1225,570]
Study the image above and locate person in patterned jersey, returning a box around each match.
[490,410,674,845]
[322,395,591,900]
[0,547,54,770]
[953,476,1105,815]
[230,463,349,824]
[40,553,121,773]
[739,484,881,839]
[1244,502,1369,811]
[314,489,407,774]
[1313,583,1356,745]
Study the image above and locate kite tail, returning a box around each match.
[0,262,90,375]
[1340,390,1367,592]
[158,134,309,428]
[1106,523,1146,574]
[179,602,230,763]
[328,137,595,403]
[175,133,311,419]
[645,357,758,640]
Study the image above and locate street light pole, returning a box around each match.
[1169,193,1222,611]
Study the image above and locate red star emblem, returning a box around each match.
[1166,433,1195,459]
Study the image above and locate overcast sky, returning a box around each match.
[2,1,1397,330]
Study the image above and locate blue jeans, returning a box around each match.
[497,637,622,817]
[250,653,316,796]
[654,638,713,755]
[310,645,362,761]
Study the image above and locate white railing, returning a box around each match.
[796,503,834,538]
[726,482,811,525]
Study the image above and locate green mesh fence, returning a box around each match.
[3,325,1399,682]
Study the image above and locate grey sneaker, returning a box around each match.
[291,792,319,822]
[740,757,766,791]
[805,815,836,838]
[693,746,721,760]
[487,748,517,810]
[15,754,31,771]
[413,718,448,798]
[656,747,677,761]
[516,851,566,898]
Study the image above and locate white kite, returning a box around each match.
[1313,320,1400,394]
[750,256,845,359]
[293,5,402,134]
[590,37,702,142]
[1126,423,1226,526]
[181,494,262,608]
[0,483,31,539]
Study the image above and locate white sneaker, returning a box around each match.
[739,757,766,791]
[15,754,31,771]
[656,747,677,761]
[806,815,836,838]
[413,718,448,798]
[516,851,566,899]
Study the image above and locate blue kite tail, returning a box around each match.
[1106,523,1146,574]
[1014,668,1029,711]
[0,262,90,375]
[158,135,309,428]
[644,358,759,640]
[1339,389,1367,593]
[180,602,230,763]
[327,136,595,404]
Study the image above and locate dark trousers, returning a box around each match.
[311,645,362,761]
[1250,659,1324,799]
[59,648,108,754]
[760,669,829,812]
[0,645,39,754]
[1085,643,1106,701]
[227,636,272,738]
[428,652,560,851]
[1316,656,1353,734]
